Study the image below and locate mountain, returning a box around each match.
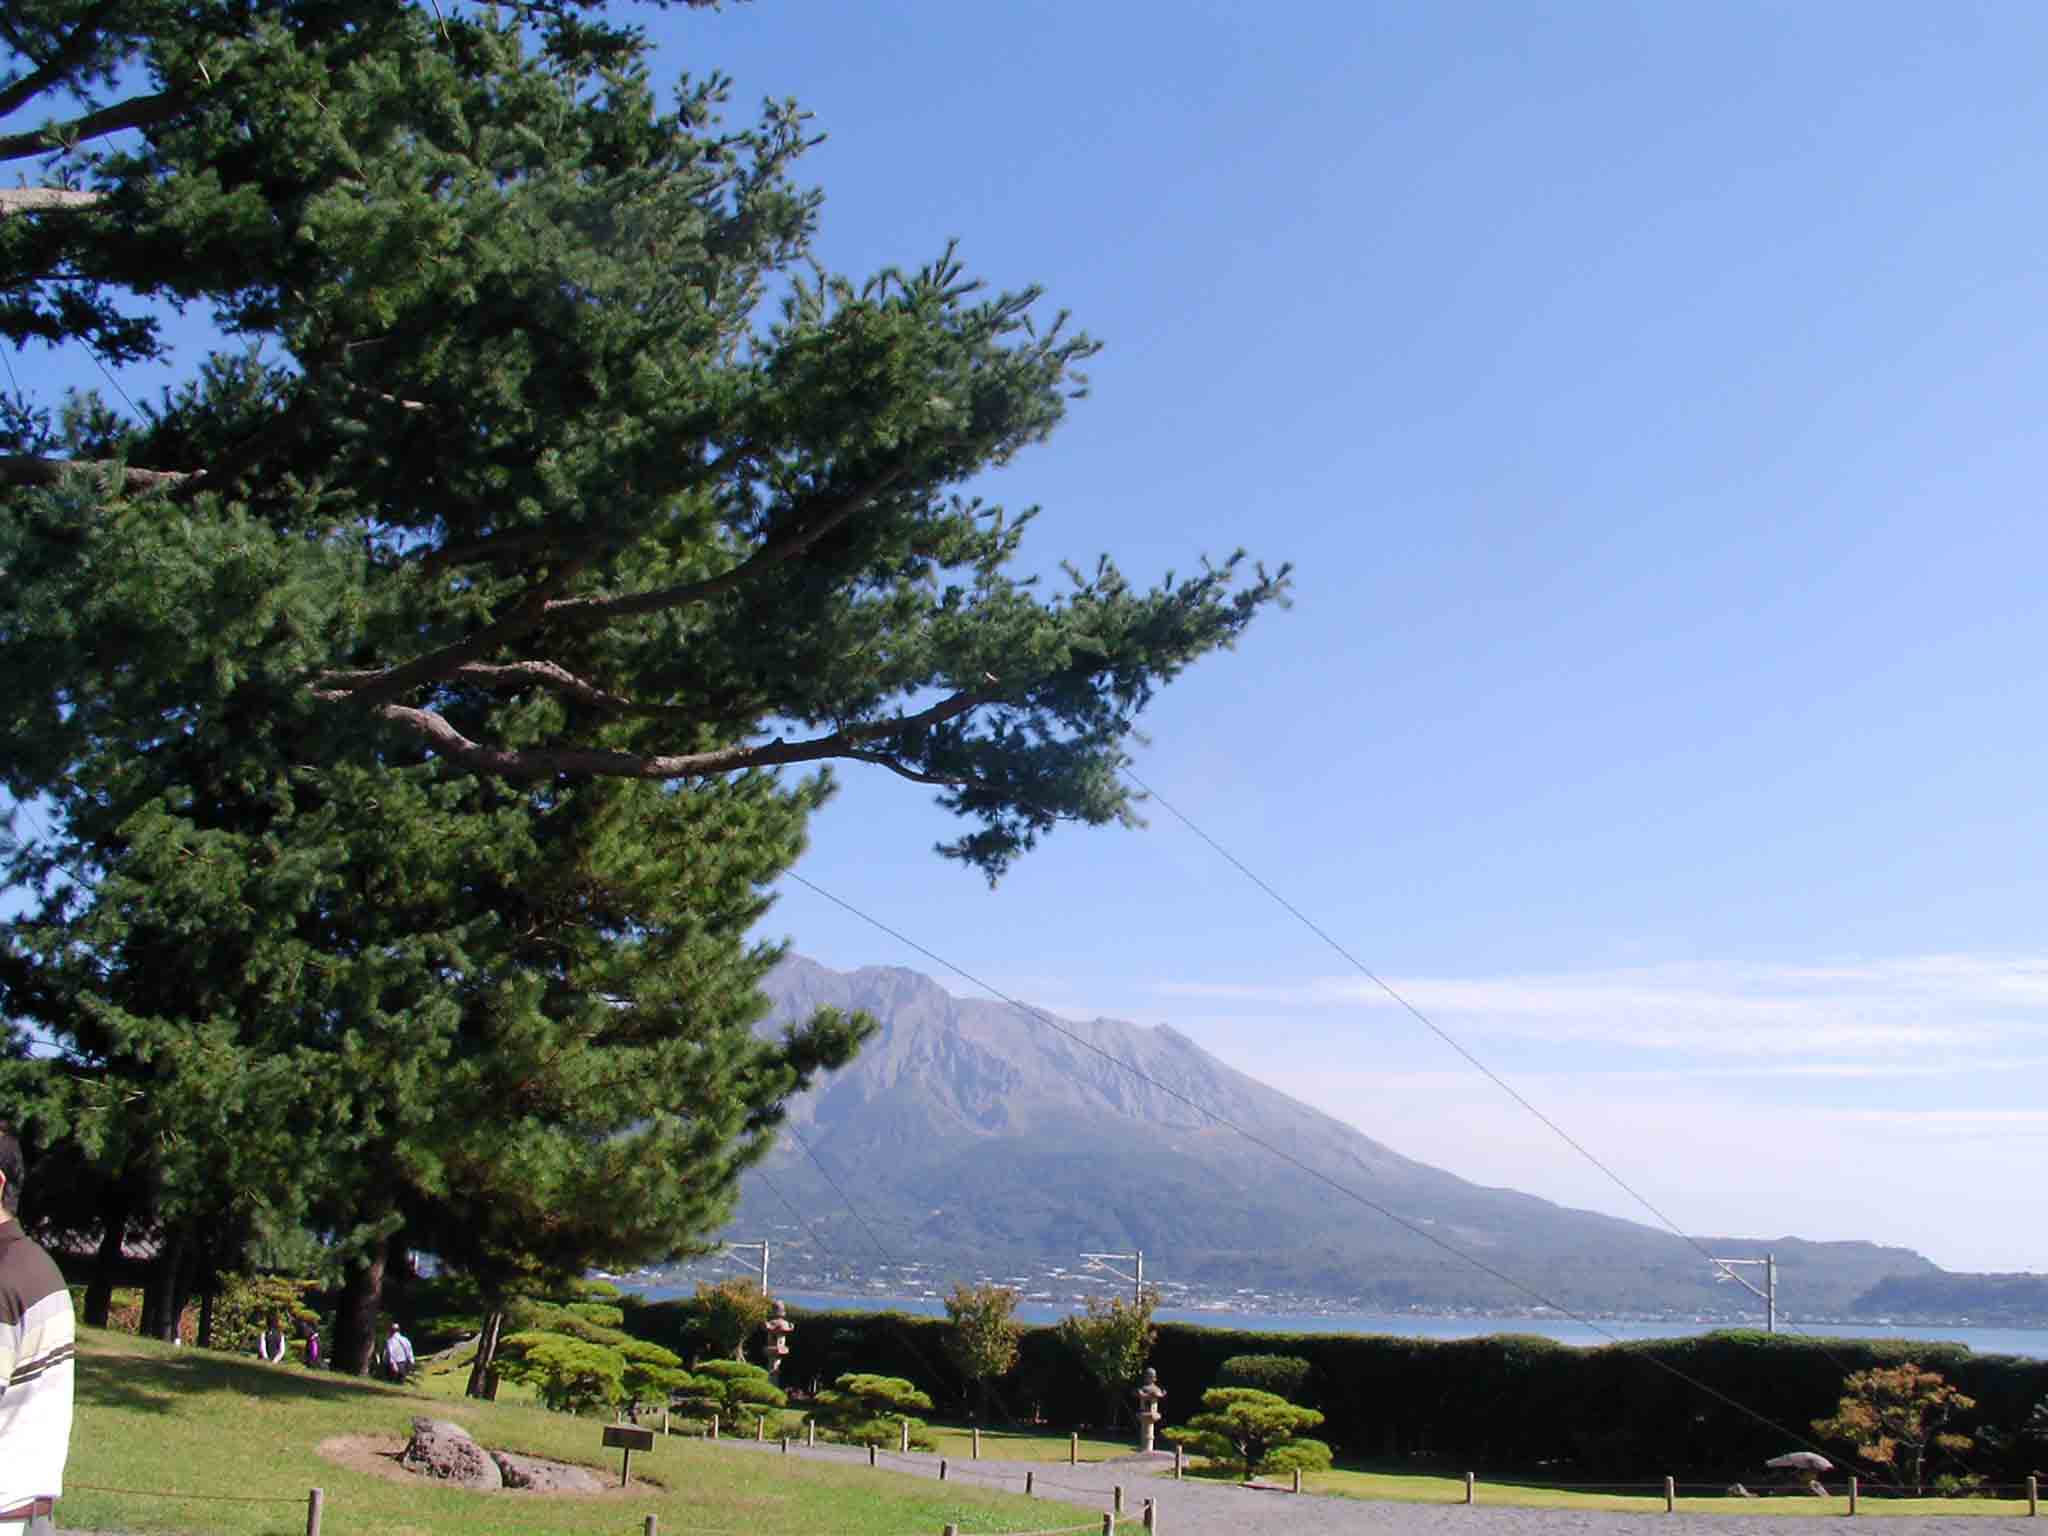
[705,956,1937,1317]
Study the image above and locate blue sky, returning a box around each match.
[14,2,2048,1280]
[654,1,2048,1277]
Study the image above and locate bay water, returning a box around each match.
[653,1288,2048,1359]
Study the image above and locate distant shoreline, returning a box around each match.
[621,1282,2048,1358]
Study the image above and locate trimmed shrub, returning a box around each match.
[814,1372,936,1449]
[1217,1353,1313,1402]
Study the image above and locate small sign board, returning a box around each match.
[603,1423,656,1487]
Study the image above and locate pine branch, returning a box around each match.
[312,558,590,708]
[0,188,103,217]
[321,659,695,721]
[0,1,126,119]
[543,466,904,626]
[841,750,985,790]
[365,686,992,782]
[0,455,188,491]
[0,90,184,163]
[417,529,571,574]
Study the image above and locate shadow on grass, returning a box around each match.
[80,1342,420,1417]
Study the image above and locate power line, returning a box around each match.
[783,1122,896,1268]
[781,868,1862,1469]
[770,1118,1030,1425]
[85,343,141,419]
[1117,766,1858,1354]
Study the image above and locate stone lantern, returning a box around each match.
[1133,1366,1167,1453]
[762,1298,795,1377]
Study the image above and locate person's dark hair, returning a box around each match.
[0,1122,24,1217]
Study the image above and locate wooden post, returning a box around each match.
[972,1426,981,1459]
[710,1413,719,1441]
[1464,1472,1476,1505]
[944,1526,959,1536]
[1070,1431,1079,1465]
[868,1443,877,1468]
[1848,1476,1858,1515]
[620,1445,634,1488]
[756,1415,765,1442]
[1026,1470,1035,1497]
[305,1487,324,1536]
[901,1418,910,1454]
[940,1458,949,1482]
[2026,1473,2037,1515]
[781,1435,790,1454]
[662,1406,670,1436]
[1174,1443,1184,1480]
[644,1517,657,1536]
[1102,1514,1115,1536]
[1664,1476,1675,1513]
[807,1418,816,1448]
[1114,1484,1124,1514]
[1142,1497,1157,1533]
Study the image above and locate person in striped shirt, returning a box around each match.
[0,1124,73,1536]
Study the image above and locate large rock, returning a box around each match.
[492,1450,608,1492]
[402,1417,503,1490]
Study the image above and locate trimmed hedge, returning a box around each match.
[618,1297,2048,1482]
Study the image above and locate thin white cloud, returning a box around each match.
[1227,1064,2048,1271]
[1151,953,2048,1057]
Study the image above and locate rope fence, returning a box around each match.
[66,1483,307,1503]
[705,1427,2046,1523]
[67,1482,326,1534]
[57,1442,2040,1536]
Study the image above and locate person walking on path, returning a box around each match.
[384,1321,416,1383]
[0,1123,75,1536]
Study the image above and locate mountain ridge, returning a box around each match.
[714,955,1939,1316]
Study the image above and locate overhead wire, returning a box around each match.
[1115,765,1893,1377]
[783,868,1875,1473]
[776,1119,1035,1426]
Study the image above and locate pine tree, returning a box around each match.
[1172,1386,1329,1482]
[2,0,1286,1367]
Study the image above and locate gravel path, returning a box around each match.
[718,1438,2044,1536]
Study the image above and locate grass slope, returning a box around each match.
[59,1329,2031,1530]
[61,1330,1076,1536]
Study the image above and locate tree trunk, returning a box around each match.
[169,1236,199,1341]
[142,1229,193,1341]
[83,1195,129,1328]
[334,1235,388,1376]
[466,1307,506,1400]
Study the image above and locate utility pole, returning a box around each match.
[1080,1250,1146,1305]
[725,1240,770,1293]
[1709,1253,1776,1334]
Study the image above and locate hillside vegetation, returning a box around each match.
[722,957,1941,1315]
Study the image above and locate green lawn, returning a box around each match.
[62,1329,2034,1530]
[1278,1465,2037,1518]
[61,1329,1091,1536]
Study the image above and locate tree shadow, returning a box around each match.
[79,1344,412,1417]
